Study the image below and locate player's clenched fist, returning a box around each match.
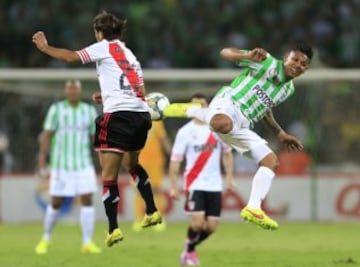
[92,92,103,104]
[32,31,48,51]
[246,48,267,62]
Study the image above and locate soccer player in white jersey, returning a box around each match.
[35,80,101,254]
[165,44,313,230]
[169,94,235,266]
[32,11,161,247]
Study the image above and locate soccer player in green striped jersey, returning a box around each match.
[35,80,101,254]
[164,44,313,230]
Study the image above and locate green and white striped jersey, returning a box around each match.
[218,52,295,123]
[43,100,97,171]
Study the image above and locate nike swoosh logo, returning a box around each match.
[246,209,264,219]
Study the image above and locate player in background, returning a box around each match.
[32,11,161,247]
[169,93,235,266]
[131,120,172,232]
[35,80,101,254]
[165,44,313,230]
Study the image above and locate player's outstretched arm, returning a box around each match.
[38,130,52,178]
[220,47,267,62]
[32,31,80,63]
[263,110,304,151]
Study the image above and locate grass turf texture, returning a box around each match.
[0,222,359,267]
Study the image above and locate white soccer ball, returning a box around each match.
[146,92,170,121]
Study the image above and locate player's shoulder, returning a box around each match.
[79,101,94,108]
[177,121,192,133]
[264,51,279,64]
[176,121,196,136]
[50,100,64,109]
[95,39,109,47]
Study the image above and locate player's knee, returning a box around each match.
[51,199,63,210]
[210,114,233,134]
[206,223,218,233]
[190,218,205,231]
[259,153,280,172]
[191,223,203,232]
[80,194,93,206]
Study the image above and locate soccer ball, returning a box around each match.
[146,92,170,121]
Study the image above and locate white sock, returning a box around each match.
[186,107,210,123]
[80,206,95,245]
[43,205,59,241]
[247,166,275,209]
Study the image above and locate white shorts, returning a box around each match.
[208,95,273,163]
[49,166,98,197]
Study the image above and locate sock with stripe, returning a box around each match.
[186,227,200,252]
[186,228,212,252]
[194,230,211,247]
[130,164,157,215]
[102,180,119,233]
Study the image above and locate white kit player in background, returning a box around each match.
[35,80,101,254]
[169,94,235,267]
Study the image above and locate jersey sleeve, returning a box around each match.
[170,128,188,162]
[88,106,97,135]
[43,104,58,131]
[237,49,273,70]
[76,41,108,64]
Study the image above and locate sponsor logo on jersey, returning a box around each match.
[193,142,218,153]
[252,84,275,109]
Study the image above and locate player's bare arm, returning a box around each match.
[32,31,80,63]
[139,85,146,96]
[220,47,267,62]
[263,110,284,135]
[38,130,53,177]
[221,151,236,193]
[161,135,172,156]
[169,161,181,200]
[263,110,303,152]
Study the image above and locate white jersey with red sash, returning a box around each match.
[76,39,148,113]
[171,121,231,192]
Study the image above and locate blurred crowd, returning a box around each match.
[0,0,359,173]
[0,0,359,68]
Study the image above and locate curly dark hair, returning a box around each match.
[293,43,314,60]
[93,10,127,41]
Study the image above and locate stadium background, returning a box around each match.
[0,1,359,266]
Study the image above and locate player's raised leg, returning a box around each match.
[163,102,202,118]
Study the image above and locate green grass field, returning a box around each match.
[0,222,359,267]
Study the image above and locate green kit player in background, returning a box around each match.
[35,80,101,254]
[164,44,313,230]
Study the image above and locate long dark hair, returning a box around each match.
[93,10,127,41]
